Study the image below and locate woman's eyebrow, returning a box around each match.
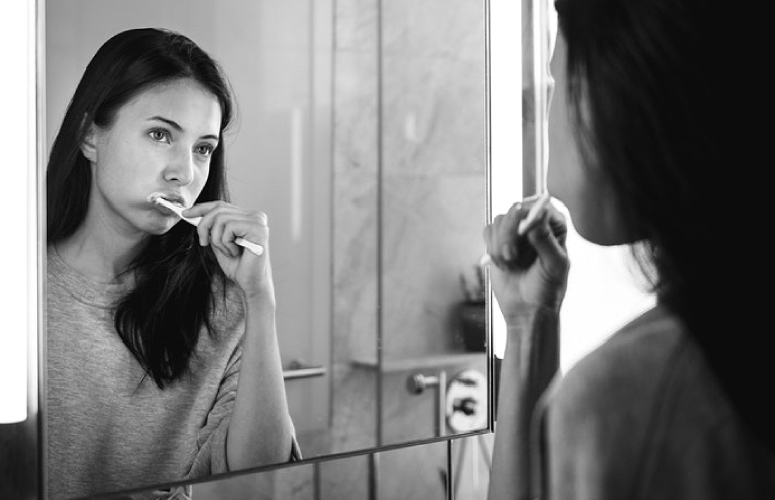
[147,115,219,141]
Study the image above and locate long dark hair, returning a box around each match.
[555,0,772,450]
[47,28,235,389]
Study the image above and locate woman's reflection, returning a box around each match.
[45,27,300,500]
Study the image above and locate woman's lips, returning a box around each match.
[147,192,187,217]
[148,192,186,206]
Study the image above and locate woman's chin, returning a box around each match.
[144,218,179,236]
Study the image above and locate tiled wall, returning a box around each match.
[326,0,488,451]
[304,0,490,496]
[380,0,487,361]
[332,0,489,492]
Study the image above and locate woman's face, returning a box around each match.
[82,78,221,238]
[546,32,630,246]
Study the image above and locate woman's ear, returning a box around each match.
[79,118,99,163]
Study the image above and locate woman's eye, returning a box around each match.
[149,129,170,143]
[196,144,214,157]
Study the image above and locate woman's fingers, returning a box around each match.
[497,202,524,263]
[485,196,551,270]
[527,206,568,277]
[183,201,268,258]
[222,217,268,257]
[484,204,515,264]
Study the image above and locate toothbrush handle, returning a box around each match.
[235,237,265,256]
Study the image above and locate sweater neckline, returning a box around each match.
[47,244,130,308]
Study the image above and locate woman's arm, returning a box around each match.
[226,274,294,468]
[483,197,569,500]
[183,201,294,469]
[488,306,560,500]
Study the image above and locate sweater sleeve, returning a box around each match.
[185,280,303,478]
[185,339,302,478]
[186,341,243,477]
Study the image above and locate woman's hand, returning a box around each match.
[483,196,570,322]
[183,201,273,298]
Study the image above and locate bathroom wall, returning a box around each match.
[327,0,490,485]
[331,0,486,363]
[379,0,488,448]
[380,0,487,361]
[327,0,382,455]
[328,0,490,452]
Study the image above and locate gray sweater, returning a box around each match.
[46,245,295,500]
[533,306,775,499]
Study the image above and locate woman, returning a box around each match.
[484,0,775,498]
[46,28,299,500]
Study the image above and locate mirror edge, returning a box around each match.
[38,0,48,498]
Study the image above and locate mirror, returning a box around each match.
[42,0,488,497]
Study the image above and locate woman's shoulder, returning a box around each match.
[545,305,775,494]
[565,305,686,391]
[547,305,692,453]
[554,306,683,400]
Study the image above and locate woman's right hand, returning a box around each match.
[483,196,570,322]
[182,200,273,300]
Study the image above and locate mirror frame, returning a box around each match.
[0,0,499,497]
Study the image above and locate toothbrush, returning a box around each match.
[517,192,551,236]
[152,196,265,257]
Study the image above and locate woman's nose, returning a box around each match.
[163,148,195,185]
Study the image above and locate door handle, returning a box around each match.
[283,359,327,381]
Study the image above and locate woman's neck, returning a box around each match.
[55,219,146,284]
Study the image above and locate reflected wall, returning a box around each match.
[379,0,489,446]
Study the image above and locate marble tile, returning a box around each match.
[333,55,379,362]
[334,49,379,174]
[381,55,486,178]
[322,0,491,492]
[381,0,486,62]
[328,8,382,461]
[381,176,487,360]
[329,363,379,452]
[336,0,379,51]
[376,37,487,364]
[332,46,378,356]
